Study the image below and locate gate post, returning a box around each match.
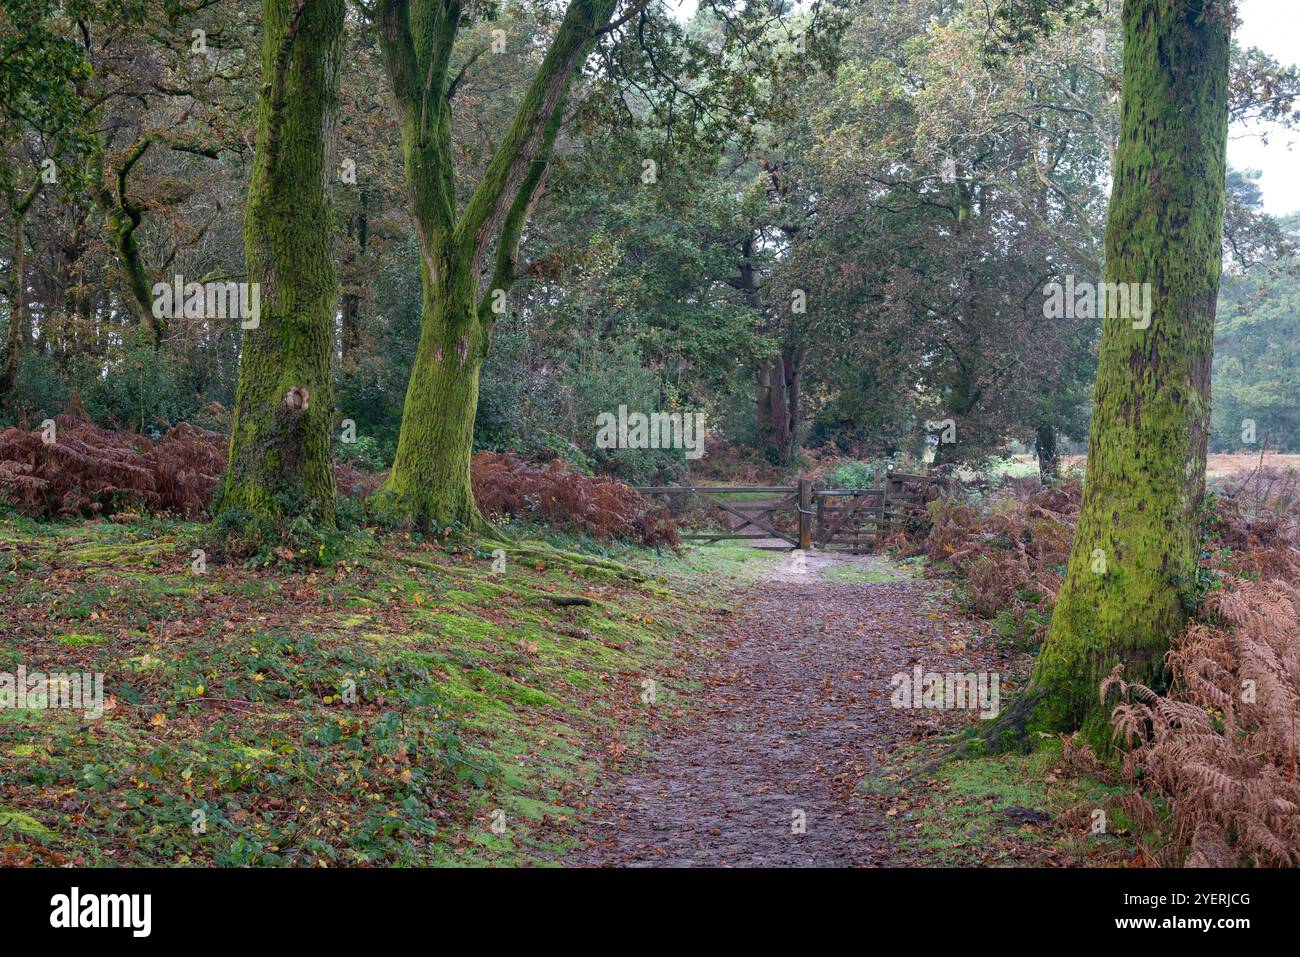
[882,475,891,538]
[798,479,813,551]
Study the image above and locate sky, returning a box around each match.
[1229,0,1299,215]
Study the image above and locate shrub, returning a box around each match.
[899,481,1079,640]
[829,458,890,489]
[76,338,199,433]
[0,413,223,518]
[0,417,677,547]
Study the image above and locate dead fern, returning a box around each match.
[1105,483,1300,867]
[471,451,678,548]
[898,481,1080,641]
[0,416,672,547]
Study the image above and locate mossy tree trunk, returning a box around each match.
[88,135,163,347]
[1022,0,1230,747]
[216,0,344,527]
[374,0,618,531]
[340,194,368,364]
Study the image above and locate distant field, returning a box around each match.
[1205,452,1300,477]
[1002,452,1300,479]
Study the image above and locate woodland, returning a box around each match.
[0,0,1298,871]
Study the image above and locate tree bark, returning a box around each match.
[757,348,801,463]
[340,192,368,364]
[1,180,41,413]
[737,232,802,465]
[216,0,344,527]
[374,0,617,531]
[1035,422,1059,484]
[1020,0,1230,748]
[89,135,163,346]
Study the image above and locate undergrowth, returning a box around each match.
[0,417,678,550]
[903,467,1300,867]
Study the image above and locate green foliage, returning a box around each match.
[335,432,388,471]
[0,0,96,184]
[76,334,195,432]
[828,456,900,489]
[1,347,68,425]
[1211,213,1300,452]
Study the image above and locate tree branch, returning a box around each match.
[455,0,618,277]
[475,103,564,330]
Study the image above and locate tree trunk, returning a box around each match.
[373,0,617,531]
[931,362,977,468]
[1035,422,1059,484]
[216,0,344,527]
[375,254,485,530]
[89,135,163,346]
[340,196,367,364]
[340,292,360,364]
[1020,0,1230,748]
[756,360,773,446]
[1,182,40,413]
[757,348,801,463]
[737,232,802,465]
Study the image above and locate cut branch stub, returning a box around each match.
[283,385,310,412]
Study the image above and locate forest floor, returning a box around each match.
[0,516,1136,867]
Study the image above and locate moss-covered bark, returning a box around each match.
[216,0,344,527]
[375,252,485,529]
[374,0,617,530]
[1024,0,1230,748]
[89,135,162,346]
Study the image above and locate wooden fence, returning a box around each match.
[635,472,941,552]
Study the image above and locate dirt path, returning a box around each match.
[567,549,995,867]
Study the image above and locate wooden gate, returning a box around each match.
[632,485,803,547]
[635,473,939,552]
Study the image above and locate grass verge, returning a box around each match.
[0,515,740,866]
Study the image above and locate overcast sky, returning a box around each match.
[1230,0,1298,215]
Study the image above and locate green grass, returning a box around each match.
[0,516,719,867]
[868,738,1136,866]
[636,541,778,590]
[986,457,1040,479]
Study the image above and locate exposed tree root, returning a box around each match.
[901,688,1044,782]
[481,539,653,584]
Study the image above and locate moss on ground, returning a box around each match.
[868,738,1137,866]
[0,516,722,867]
